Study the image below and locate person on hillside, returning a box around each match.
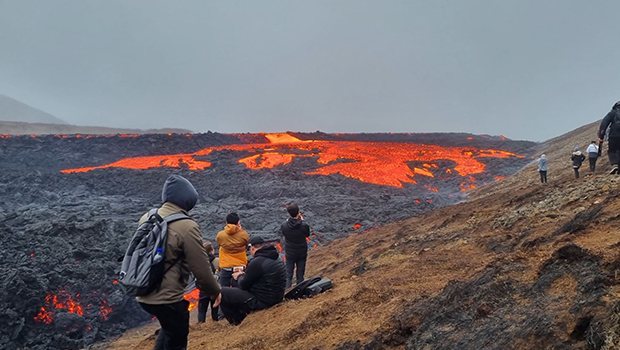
[216,213,249,288]
[217,236,286,325]
[598,101,620,174]
[586,141,599,173]
[538,154,548,184]
[197,242,220,323]
[571,147,586,179]
[137,175,221,350]
[280,203,311,288]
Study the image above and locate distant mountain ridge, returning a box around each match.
[0,95,193,135]
[0,94,66,124]
[0,121,192,135]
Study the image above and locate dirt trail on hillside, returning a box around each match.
[104,121,620,350]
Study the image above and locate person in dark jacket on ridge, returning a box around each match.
[599,101,620,174]
[137,175,221,350]
[571,147,586,179]
[197,242,220,323]
[217,236,286,325]
[280,203,311,288]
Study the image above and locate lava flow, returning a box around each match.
[183,289,200,311]
[61,133,523,188]
[34,290,113,325]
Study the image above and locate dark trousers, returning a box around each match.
[610,137,620,167]
[589,157,598,172]
[139,300,189,350]
[197,291,218,322]
[539,170,547,183]
[285,257,307,288]
[219,287,267,325]
[574,167,580,179]
[219,269,233,288]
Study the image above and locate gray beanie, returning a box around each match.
[161,175,198,211]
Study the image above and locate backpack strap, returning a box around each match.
[163,256,182,275]
[163,212,191,224]
[147,208,163,223]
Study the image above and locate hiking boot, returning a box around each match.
[610,165,619,175]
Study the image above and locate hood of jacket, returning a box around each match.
[254,245,279,260]
[161,175,198,211]
[573,151,583,156]
[286,218,303,229]
[224,224,241,235]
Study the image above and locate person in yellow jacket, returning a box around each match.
[216,213,249,287]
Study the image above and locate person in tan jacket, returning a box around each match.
[215,213,249,287]
[137,175,221,350]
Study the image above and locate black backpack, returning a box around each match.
[285,276,333,300]
[118,209,190,297]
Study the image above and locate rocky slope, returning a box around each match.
[103,121,620,350]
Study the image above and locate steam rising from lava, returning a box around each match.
[61,134,523,188]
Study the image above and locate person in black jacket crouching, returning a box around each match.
[281,203,311,288]
[217,236,286,325]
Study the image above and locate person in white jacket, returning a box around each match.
[586,141,599,173]
[538,154,548,183]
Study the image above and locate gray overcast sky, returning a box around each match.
[0,1,619,141]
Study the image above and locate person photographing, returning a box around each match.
[217,236,286,325]
[280,203,311,288]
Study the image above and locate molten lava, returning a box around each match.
[239,153,296,169]
[34,290,113,325]
[61,133,523,188]
[184,288,200,311]
[99,300,112,320]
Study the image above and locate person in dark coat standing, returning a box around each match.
[137,175,221,350]
[197,242,220,323]
[280,203,311,288]
[599,101,620,174]
[217,236,286,325]
[571,147,586,179]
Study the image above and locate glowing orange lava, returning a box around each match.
[34,290,113,324]
[264,133,306,144]
[239,153,295,169]
[61,133,523,188]
[354,224,362,230]
[184,288,200,311]
[36,291,83,323]
[99,300,112,320]
[424,185,439,192]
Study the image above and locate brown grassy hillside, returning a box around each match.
[103,121,620,350]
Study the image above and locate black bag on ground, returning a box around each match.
[305,278,333,296]
[285,276,332,300]
[118,209,190,297]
